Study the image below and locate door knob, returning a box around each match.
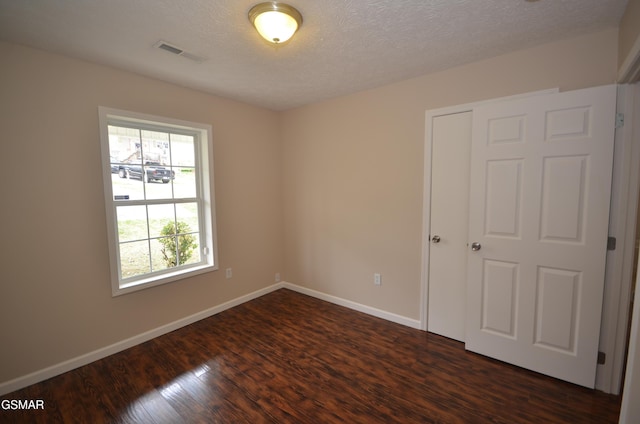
[471,242,481,251]
[432,235,441,243]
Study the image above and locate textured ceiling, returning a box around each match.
[0,0,629,110]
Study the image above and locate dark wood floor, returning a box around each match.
[0,288,621,423]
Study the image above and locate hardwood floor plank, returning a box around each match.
[0,289,621,423]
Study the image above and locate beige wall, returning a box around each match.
[619,0,640,69]
[0,42,283,384]
[282,28,619,320]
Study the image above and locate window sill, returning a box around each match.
[113,263,218,296]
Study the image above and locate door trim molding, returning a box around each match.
[619,34,640,84]
[596,83,640,394]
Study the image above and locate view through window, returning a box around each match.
[99,108,217,295]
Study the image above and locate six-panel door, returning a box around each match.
[465,85,616,388]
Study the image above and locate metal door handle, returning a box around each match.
[471,242,481,251]
[432,235,441,243]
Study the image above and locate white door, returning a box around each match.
[427,112,472,341]
[465,85,616,388]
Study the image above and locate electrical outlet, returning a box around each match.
[275,272,281,283]
[225,268,232,279]
[374,273,381,286]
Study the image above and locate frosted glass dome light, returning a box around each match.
[249,2,303,44]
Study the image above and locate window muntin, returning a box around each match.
[99,108,217,295]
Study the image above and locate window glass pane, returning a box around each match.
[176,202,199,233]
[120,240,150,279]
[141,130,170,165]
[183,233,201,265]
[112,171,145,201]
[155,235,183,268]
[108,125,142,166]
[171,134,196,167]
[143,164,174,200]
[173,167,197,198]
[109,125,145,200]
[151,238,173,271]
[177,233,199,266]
[117,205,148,242]
[148,204,176,239]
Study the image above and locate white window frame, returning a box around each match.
[98,107,218,296]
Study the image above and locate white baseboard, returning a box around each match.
[282,282,422,330]
[0,283,284,396]
[1,281,420,396]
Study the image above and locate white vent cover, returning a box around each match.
[153,40,206,63]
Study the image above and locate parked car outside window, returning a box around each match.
[118,161,175,183]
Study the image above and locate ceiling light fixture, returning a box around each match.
[248,2,302,44]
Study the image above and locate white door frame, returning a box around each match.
[597,84,640,394]
[420,85,639,394]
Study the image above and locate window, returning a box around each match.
[99,107,218,296]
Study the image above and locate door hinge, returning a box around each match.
[607,236,616,251]
[598,351,606,365]
[616,113,624,129]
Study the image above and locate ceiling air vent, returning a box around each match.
[154,40,206,63]
[157,41,183,55]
